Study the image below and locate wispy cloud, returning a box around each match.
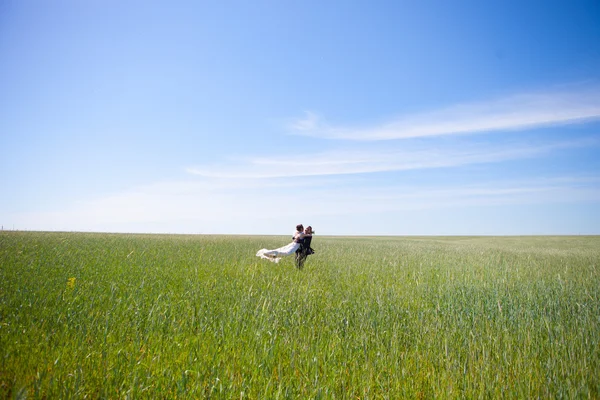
[289,85,600,140]
[350,177,600,210]
[186,137,597,179]
[8,175,599,234]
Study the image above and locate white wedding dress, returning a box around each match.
[256,233,302,263]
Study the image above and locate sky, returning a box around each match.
[1,0,600,235]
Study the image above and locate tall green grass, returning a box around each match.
[1,232,599,398]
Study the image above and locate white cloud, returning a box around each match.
[6,84,600,235]
[351,179,600,210]
[186,137,596,179]
[289,111,321,131]
[7,175,599,234]
[290,85,600,140]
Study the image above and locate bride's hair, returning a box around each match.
[296,224,304,232]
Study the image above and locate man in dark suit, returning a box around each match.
[295,226,315,269]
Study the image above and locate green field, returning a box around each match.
[1,232,599,398]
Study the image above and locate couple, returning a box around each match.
[256,224,315,267]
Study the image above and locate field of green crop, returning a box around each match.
[1,232,599,398]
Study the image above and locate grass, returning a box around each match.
[1,232,599,398]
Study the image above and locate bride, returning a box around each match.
[256,224,311,263]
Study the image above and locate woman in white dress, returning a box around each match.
[256,224,311,263]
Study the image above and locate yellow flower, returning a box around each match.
[67,277,76,289]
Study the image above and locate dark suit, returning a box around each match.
[295,235,314,269]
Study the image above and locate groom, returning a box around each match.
[295,226,315,269]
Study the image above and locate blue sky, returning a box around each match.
[1,0,600,235]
